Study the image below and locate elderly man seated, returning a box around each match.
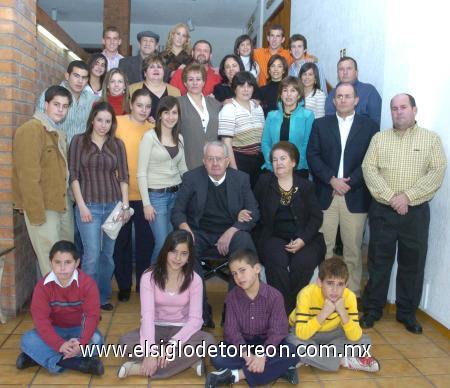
[172,141,260,327]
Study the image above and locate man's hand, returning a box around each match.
[330,177,351,196]
[390,193,409,215]
[317,298,336,323]
[334,297,349,324]
[216,227,238,256]
[285,238,305,254]
[59,338,80,359]
[238,209,253,223]
[247,355,266,373]
[179,222,195,243]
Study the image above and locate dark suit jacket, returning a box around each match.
[306,114,379,213]
[253,173,324,252]
[119,55,144,85]
[171,166,260,232]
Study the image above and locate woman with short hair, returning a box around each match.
[129,53,181,121]
[218,71,265,187]
[177,63,221,170]
[254,141,325,313]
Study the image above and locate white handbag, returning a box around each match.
[101,201,134,240]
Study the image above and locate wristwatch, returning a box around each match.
[122,204,130,211]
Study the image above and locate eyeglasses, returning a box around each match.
[205,156,227,163]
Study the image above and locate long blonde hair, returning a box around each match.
[165,23,192,53]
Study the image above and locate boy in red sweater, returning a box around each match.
[16,240,104,375]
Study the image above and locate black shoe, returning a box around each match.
[100,303,114,311]
[334,244,343,256]
[280,365,299,385]
[16,352,38,369]
[397,317,423,334]
[118,289,131,302]
[203,315,215,329]
[58,357,104,375]
[360,314,376,328]
[205,368,235,387]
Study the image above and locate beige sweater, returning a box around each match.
[137,130,188,207]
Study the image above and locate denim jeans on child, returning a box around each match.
[75,202,117,305]
[149,191,177,264]
[21,326,103,373]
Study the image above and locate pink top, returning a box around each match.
[139,270,203,349]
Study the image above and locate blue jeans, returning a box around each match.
[75,202,117,305]
[21,326,103,373]
[149,191,177,264]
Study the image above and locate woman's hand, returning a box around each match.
[143,205,157,222]
[285,238,305,253]
[79,204,92,223]
[119,208,131,224]
[141,356,158,376]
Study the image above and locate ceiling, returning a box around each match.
[38,0,258,28]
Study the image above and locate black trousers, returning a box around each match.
[362,201,430,320]
[235,151,264,189]
[262,234,326,314]
[113,200,154,292]
[193,229,256,321]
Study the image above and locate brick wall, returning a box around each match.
[0,0,37,316]
[36,29,72,98]
[0,0,74,317]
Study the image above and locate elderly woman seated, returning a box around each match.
[254,141,326,313]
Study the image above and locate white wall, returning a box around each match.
[291,0,450,328]
[58,21,244,67]
[290,0,386,95]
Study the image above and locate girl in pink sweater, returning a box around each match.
[118,230,215,379]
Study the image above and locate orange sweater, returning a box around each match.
[115,115,154,201]
[253,47,293,86]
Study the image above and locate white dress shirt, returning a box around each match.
[336,112,355,178]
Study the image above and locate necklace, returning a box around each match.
[283,111,292,119]
[279,184,294,205]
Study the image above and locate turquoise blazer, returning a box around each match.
[261,102,315,171]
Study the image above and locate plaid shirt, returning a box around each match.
[362,123,447,206]
[224,282,288,347]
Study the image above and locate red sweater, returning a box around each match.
[107,93,126,115]
[30,270,100,352]
[170,65,221,96]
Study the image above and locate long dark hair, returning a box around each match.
[299,62,321,96]
[149,230,195,293]
[88,53,107,87]
[234,34,256,73]
[154,96,182,145]
[82,101,117,152]
[219,54,245,84]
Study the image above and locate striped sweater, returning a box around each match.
[288,283,362,341]
[30,270,100,351]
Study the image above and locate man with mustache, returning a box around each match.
[170,40,221,95]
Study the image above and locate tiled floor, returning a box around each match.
[1,278,450,387]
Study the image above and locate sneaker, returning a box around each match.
[117,361,142,378]
[205,368,235,387]
[16,352,38,369]
[191,359,205,377]
[342,356,380,373]
[280,365,299,384]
